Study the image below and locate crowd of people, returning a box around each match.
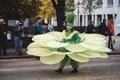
[0,16,115,56]
[0,17,54,56]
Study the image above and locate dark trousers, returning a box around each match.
[0,41,7,56]
[108,35,113,49]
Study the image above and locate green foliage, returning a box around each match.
[0,0,41,20]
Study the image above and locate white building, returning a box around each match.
[74,0,120,27]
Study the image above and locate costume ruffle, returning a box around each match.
[27,31,111,64]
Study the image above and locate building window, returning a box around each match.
[96,0,103,7]
[119,0,120,6]
[107,0,113,6]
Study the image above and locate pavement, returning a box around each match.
[0,36,120,59]
[0,55,120,80]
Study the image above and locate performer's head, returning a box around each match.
[66,23,73,31]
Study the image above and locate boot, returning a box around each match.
[71,68,78,73]
[55,68,62,74]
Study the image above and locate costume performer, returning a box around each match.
[27,6,111,74]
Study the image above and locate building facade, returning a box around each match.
[74,0,120,27]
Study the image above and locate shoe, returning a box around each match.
[55,68,62,74]
[71,69,78,73]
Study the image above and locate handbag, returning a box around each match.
[111,36,115,44]
[7,31,12,40]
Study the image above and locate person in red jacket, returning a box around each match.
[108,17,114,50]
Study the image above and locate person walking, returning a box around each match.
[0,18,7,56]
[107,17,115,50]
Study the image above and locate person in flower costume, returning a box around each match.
[27,5,111,74]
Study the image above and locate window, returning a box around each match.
[107,0,113,6]
[119,0,120,6]
[96,0,103,7]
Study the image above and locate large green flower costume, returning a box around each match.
[27,31,111,64]
[27,5,111,73]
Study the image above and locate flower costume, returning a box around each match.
[27,5,111,73]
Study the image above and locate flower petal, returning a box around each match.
[79,42,103,50]
[67,54,89,62]
[47,41,69,48]
[40,54,65,64]
[52,51,72,55]
[27,48,53,56]
[81,33,105,39]
[77,51,101,58]
[32,34,56,42]
[27,42,41,49]
[46,31,63,41]
[65,44,87,52]
[99,53,108,58]
[95,47,111,52]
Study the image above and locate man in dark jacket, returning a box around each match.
[85,21,96,33]
[98,19,108,36]
[0,18,7,56]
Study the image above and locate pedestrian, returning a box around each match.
[34,17,43,35]
[85,20,96,33]
[0,18,7,56]
[41,23,50,34]
[13,20,24,55]
[98,19,108,36]
[107,16,115,50]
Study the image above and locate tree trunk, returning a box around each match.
[51,0,65,31]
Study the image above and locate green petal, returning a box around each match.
[77,51,101,58]
[47,41,69,48]
[65,44,87,52]
[67,54,89,62]
[40,54,65,64]
[80,43,103,50]
[27,42,41,49]
[99,53,108,58]
[83,40,106,44]
[27,48,53,56]
[46,31,63,41]
[32,34,56,42]
[52,51,72,55]
[46,31,63,37]
[81,33,105,38]
[95,47,111,52]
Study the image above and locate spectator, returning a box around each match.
[41,23,50,34]
[85,21,96,33]
[107,17,115,50]
[34,17,43,35]
[0,18,7,56]
[13,20,24,55]
[98,19,108,36]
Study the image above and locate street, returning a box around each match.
[0,55,120,80]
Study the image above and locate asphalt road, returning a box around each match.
[0,55,120,80]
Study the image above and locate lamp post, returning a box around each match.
[77,1,80,27]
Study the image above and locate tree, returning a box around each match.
[38,0,74,31]
[81,0,103,20]
[0,0,41,20]
[51,0,65,31]
[38,0,56,20]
